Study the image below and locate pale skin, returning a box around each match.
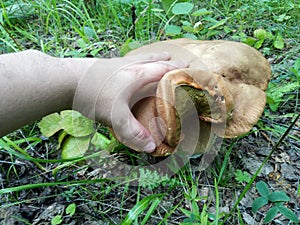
[0,50,188,153]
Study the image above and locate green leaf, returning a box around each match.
[182,33,197,40]
[254,39,264,49]
[61,136,91,159]
[264,206,279,223]
[268,191,290,202]
[165,25,182,35]
[60,110,94,137]
[66,203,76,216]
[38,113,62,137]
[57,131,68,150]
[140,198,161,225]
[252,196,268,213]
[120,39,142,56]
[121,194,164,225]
[208,18,227,30]
[254,29,267,40]
[51,215,63,225]
[242,37,257,46]
[180,207,193,218]
[273,34,284,49]
[190,185,198,199]
[256,181,270,197]
[192,8,212,17]
[278,205,299,222]
[84,26,97,39]
[234,170,251,183]
[191,201,199,215]
[91,132,111,149]
[172,2,194,15]
[77,38,87,48]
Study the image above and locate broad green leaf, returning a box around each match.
[61,136,91,159]
[268,191,290,202]
[273,34,284,49]
[165,25,182,35]
[51,215,62,225]
[182,26,195,33]
[208,18,227,30]
[38,113,62,137]
[91,132,111,149]
[254,29,267,40]
[121,194,164,225]
[264,206,279,223]
[172,2,194,15]
[254,39,264,49]
[161,0,177,12]
[66,203,76,216]
[77,38,87,48]
[252,196,268,213]
[60,110,94,137]
[57,131,68,149]
[278,204,299,222]
[242,37,257,46]
[182,33,197,40]
[6,3,34,19]
[84,26,97,39]
[192,8,212,17]
[256,181,269,197]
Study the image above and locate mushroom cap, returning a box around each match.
[128,39,271,155]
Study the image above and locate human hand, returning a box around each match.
[73,53,189,153]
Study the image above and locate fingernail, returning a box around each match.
[143,141,156,153]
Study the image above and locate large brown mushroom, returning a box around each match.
[128,39,271,156]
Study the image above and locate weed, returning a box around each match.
[138,168,178,190]
[51,203,77,225]
[252,181,299,223]
[38,110,118,159]
[234,169,251,185]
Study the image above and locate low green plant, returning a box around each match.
[234,169,251,185]
[38,110,117,159]
[179,179,225,225]
[138,168,178,189]
[51,203,76,225]
[252,181,299,223]
[180,184,211,224]
[241,28,285,50]
[121,194,164,225]
[160,1,229,39]
[266,59,299,112]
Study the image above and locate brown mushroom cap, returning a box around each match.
[128,39,271,156]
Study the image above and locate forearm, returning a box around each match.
[0,50,97,136]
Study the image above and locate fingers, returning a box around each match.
[122,60,190,95]
[112,107,156,153]
[125,52,171,63]
[111,60,189,152]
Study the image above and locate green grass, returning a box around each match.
[0,0,299,224]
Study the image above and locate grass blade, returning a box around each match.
[121,194,164,225]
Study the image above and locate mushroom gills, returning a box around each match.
[174,85,223,123]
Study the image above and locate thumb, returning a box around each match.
[112,108,156,153]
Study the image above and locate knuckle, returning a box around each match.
[124,65,145,79]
